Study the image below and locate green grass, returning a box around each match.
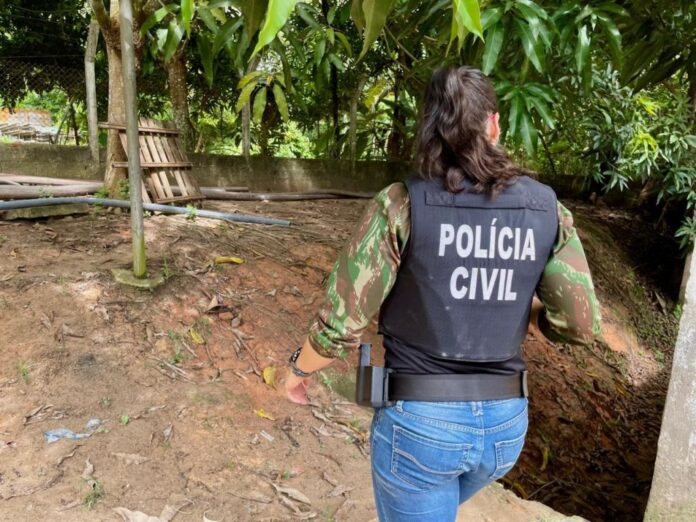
[83,481,104,510]
[94,186,110,200]
[17,361,30,383]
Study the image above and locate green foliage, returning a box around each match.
[83,480,104,510]
[356,0,397,58]
[117,179,130,200]
[252,0,300,57]
[17,361,30,383]
[577,70,696,196]
[94,186,110,200]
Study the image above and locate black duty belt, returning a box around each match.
[389,371,529,402]
[355,343,528,407]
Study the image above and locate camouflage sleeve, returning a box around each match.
[307,183,411,358]
[536,202,601,345]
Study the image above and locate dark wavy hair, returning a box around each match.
[415,66,529,195]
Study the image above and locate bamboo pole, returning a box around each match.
[84,17,100,164]
[119,0,146,278]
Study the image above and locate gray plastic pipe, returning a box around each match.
[0,197,291,226]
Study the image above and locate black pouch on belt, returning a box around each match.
[355,343,393,408]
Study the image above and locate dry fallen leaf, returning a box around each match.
[262,366,277,388]
[271,483,312,505]
[113,497,191,522]
[112,452,149,465]
[328,484,353,497]
[189,328,204,345]
[254,409,276,421]
[214,256,244,265]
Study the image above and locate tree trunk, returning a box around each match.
[103,0,128,195]
[70,103,80,146]
[98,0,145,196]
[387,76,403,159]
[240,57,260,158]
[167,50,194,152]
[104,41,128,194]
[330,65,340,158]
[321,0,340,158]
[349,76,367,163]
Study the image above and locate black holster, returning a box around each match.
[355,344,393,408]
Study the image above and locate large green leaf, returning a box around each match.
[163,20,185,62]
[328,53,346,72]
[525,93,555,130]
[481,6,503,30]
[508,92,523,138]
[450,0,483,50]
[235,82,257,112]
[238,70,265,89]
[335,31,354,57]
[481,22,504,74]
[575,24,590,72]
[597,13,621,66]
[350,0,365,30]
[252,87,267,122]
[238,0,270,37]
[315,38,326,67]
[141,4,179,36]
[296,2,321,30]
[197,7,220,32]
[271,40,293,92]
[518,110,537,154]
[515,0,548,20]
[213,19,240,54]
[181,0,194,37]
[359,0,397,59]
[250,0,299,57]
[272,83,290,121]
[515,18,543,72]
[523,83,554,104]
[197,35,215,87]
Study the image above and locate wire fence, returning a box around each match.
[0,58,166,145]
[0,59,89,144]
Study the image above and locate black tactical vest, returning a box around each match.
[378,175,558,363]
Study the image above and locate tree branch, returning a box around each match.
[89,0,111,32]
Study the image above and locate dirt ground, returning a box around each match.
[0,197,678,521]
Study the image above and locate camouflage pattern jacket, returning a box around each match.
[308,182,601,358]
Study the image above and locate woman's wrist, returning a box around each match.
[289,338,335,376]
[288,347,313,377]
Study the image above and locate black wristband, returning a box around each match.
[288,347,312,378]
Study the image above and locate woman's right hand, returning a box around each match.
[284,370,311,405]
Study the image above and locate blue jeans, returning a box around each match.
[370,398,528,521]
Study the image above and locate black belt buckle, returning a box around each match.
[355,343,393,408]
[521,370,529,398]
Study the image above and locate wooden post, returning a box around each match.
[119,0,146,278]
[84,17,100,164]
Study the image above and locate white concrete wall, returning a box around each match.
[645,251,696,520]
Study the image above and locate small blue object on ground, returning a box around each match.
[44,417,102,443]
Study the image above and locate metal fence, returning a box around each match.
[0,59,91,144]
[0,58,166,145]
